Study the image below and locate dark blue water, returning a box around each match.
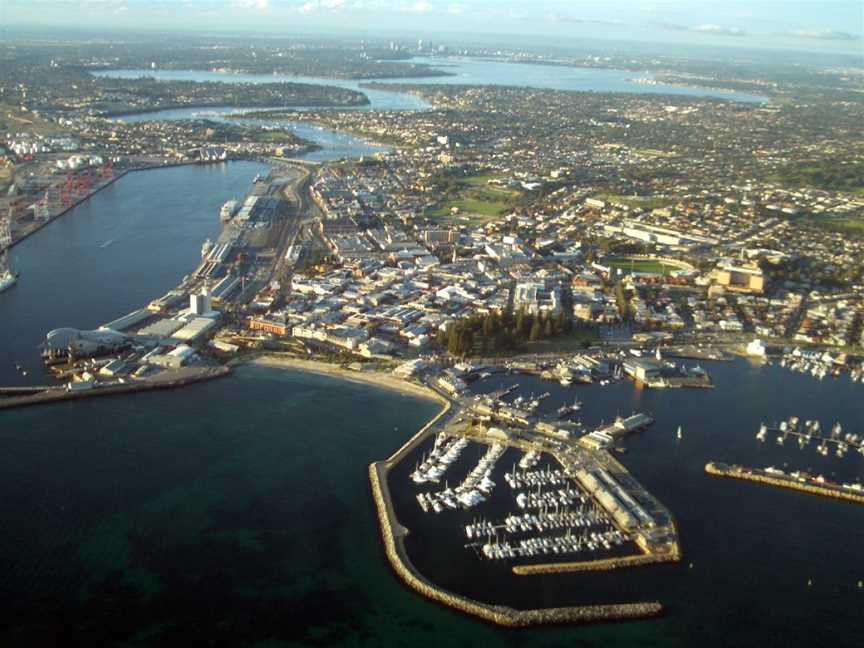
[0,161,269,385]
[0,64,856,645]
[388,361,864,646]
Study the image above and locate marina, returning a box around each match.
[757,417,864,458]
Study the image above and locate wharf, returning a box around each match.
[0,366,230,411]
[705,462,864,505]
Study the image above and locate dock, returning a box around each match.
[705,462,864,505]
[0,366,230,411]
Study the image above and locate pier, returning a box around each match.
[0,366,230,411]
[705,462,864,505]
[758,417,864,458]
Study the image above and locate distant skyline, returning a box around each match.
[2,0,863,55]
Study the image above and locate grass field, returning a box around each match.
[606,258,680,275]
[426,173,520,224]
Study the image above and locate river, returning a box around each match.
[94,56,769,105]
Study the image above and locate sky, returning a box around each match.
[2,0,863,55]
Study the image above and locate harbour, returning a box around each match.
[1,54,863,645]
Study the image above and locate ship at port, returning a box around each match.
[220,200,238,222]
[0,252,18,294]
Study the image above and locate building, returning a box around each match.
[714,262,765,294]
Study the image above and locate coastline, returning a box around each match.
[243,354,442,404]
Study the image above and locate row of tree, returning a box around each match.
[436,308,579,358]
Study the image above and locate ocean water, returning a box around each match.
[0,64,858,645]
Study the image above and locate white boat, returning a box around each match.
[756,424,767,442]
[676,425,683,440]
[0,250,17,293]
[220,199,238,221]
[0,269,16,293]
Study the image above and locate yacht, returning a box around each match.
[756,424,767,442]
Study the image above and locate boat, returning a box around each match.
[559,375,573,386]
[220,200,238,222]
[0,252,18,293]
[557,397,581,418]
[756,424,767,442]
[676,425,683,441]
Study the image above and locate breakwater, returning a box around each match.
[368,461,663,626]
[512,550,680,576]
[705,462,864,505]
[367,383,665,626]
[0,366,230,411]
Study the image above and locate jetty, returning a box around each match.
[705,462,864,505]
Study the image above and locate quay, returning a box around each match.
[705,462,864,505]
[0,366,230,411]
[513,551,680,576]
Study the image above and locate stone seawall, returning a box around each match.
[0,366,230,411]
[512,551,680,576]
[706,462,864,505]
[368,461,664,626]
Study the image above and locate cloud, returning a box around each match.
[233,0,270,9]
[296,0,345,13]
[547,14,624,27]
[694,23,746,36]
[654,21,746,37]
[789,28,861,41]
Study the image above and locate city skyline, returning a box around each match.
[2,0,862,54]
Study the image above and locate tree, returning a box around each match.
[482,313,496,338]
[447,325,461,356]
[515,307,528,338]
[529,317,542,342]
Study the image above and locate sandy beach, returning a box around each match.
[243,354,443,403]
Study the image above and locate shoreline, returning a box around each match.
[3,159,274,254]
[243,354,443,404]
